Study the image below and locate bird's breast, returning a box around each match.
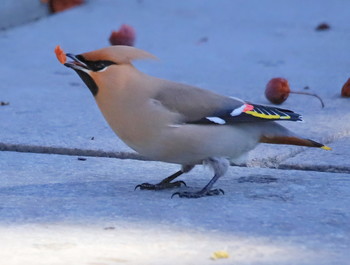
[95,90,178,155]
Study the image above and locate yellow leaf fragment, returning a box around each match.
[211,250,229,260]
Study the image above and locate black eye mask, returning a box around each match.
[76,55,116,72]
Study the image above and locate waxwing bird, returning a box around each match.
[63,45,331,198]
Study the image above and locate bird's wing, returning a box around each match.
[154,80,302,125]
[190,103,303,125]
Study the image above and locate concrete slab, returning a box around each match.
[0,0,49,30]
[0,151,349,264]
[1,0,350,166]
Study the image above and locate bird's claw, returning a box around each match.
[171,188,224,198]
[135,180,187,191]
[134,183,154,190]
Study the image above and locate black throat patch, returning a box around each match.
[74,70,98,96]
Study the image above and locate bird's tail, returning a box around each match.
[257,122,331,150]
[260,135,331,150]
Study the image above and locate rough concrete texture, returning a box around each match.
[0,0,49,30]
[1,151,349,265]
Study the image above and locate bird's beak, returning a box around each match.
[64,53,89,71]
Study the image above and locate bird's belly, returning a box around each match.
[135,124,261,165]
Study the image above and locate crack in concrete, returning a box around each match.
[0,142,150,161]
[278,164,350,174]
[1,142,349,174]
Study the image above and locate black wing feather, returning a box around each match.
[189,103,303,125]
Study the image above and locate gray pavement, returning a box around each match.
[0,0,48,30]
[1,0,350,264]
[1,151,349,265]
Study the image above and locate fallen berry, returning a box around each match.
[265,78,290,104]
[109,24,136,46]
[341,78,350,97]
[265,78,324,108]
[49,0,84,13]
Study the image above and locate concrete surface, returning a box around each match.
[1,151,349,265]
[1,0,350,264]
[0,0,49,30]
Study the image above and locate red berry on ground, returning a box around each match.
[265,78,290,104]
[109,24,136,46]
[341,78,350,97]
[49,0,84,13]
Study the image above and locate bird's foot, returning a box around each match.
[135,180,186,191]
[171,188,224,198]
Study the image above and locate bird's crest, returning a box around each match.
[81,45,158,65]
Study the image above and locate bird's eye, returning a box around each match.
[94,62,105,71]
[91,60,116,72]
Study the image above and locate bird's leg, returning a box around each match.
[135,170,185,190]
[172,158,229,198]
[135,165,194,191]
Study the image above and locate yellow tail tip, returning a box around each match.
[321,145,332,151]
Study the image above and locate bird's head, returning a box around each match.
[64,45,157,96]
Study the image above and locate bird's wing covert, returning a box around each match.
[190,103,303,125]
[154,80,302,125]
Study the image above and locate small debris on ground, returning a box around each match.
[196,36,208,45]
[315,23,330,31]
[104,227,116,230]
[69,82,82,87]
[210,250,229,260]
